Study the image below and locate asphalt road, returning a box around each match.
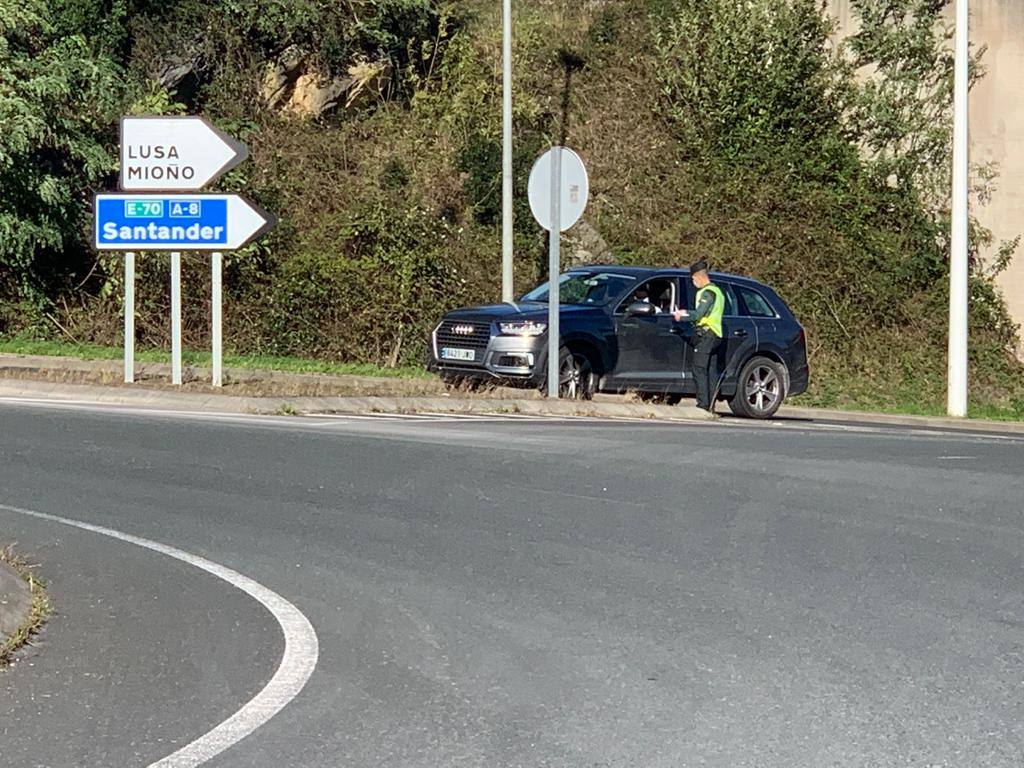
[1,402,1023,767]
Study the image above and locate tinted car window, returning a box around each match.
[720,283,740,315]
[619,278,676,314]
[737,286,776,318]
[521,271,638,305]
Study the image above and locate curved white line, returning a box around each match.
[0,503,319,767]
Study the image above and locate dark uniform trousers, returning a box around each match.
[691,329,722,410]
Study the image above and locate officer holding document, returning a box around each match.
[672,260,725,413]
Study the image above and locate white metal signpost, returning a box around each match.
[97,117,272,387]
[527,147,589,398]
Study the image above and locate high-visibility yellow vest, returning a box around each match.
[696,283,725,338]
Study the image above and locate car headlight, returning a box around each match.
[498,321,547,336]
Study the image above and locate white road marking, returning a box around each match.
[0,503,319,768]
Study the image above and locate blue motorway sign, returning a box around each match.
[95,194,272,251]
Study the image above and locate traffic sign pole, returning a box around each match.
[212,252,223,387]
[547,147,562,399]
[124,252,135,384]
[171,252,182,385]
[527,146,588,399]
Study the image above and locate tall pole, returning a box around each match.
[948,0,969,417]
[212,252,223,387]
[171,251,182,386]
[547,147,562,398]
[501,0,514,303]
[124,252,135,384]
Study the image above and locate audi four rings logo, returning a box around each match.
[453,325,475,335]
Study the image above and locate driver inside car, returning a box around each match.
[632,286,662,313]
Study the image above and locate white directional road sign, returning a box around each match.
[94,194,273,251]
[120,117,248,191]
[528,147,589,232]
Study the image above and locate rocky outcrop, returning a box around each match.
[564,220,614,266]
[260,51,392,118]
[286,72,354,117]
[261,45,307,109]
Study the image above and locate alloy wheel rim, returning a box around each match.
[745,366,779,413]
[560,354,588,399]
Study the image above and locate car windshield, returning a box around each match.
[520,272,638,306]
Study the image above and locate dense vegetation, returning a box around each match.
[0,0,1021,414]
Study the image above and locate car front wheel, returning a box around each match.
[729,356,786,419]
[541,346,595,400]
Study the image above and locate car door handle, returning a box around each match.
[732,329,749,338]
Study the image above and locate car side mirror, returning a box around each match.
[625,301,657,317]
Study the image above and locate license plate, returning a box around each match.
[441,347,475,361]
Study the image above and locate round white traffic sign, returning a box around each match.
[527,147,589,232]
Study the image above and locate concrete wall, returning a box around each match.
[969,0,1024,354]
[829,0,1024,355]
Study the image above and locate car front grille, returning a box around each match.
[436,321,492,350]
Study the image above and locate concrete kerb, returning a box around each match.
[1,356,1022,432]
[0,379,717,421]
[0,560,31,643]
[778,405,1024,436]
[264,395,717,421]
[0,353,449,398]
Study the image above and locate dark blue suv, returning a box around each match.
[428,266,808,418]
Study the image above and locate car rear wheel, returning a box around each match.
[542,346,595,400]
[729,356,786,419]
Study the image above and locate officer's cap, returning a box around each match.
[689,259,709,274]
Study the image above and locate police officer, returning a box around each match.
[672,260,725,412]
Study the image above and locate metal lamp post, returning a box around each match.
[948,0,969,417]
[501,0,514,303]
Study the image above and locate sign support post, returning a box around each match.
[212,251,223,387]
[171,251,182,385]
[528,146,588,400]
[547,147,562,399]
[124,252,135,384]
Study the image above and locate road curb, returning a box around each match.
[1,356,1021,433]
[0,354,448,397]
[779,405,1024,435]
[273,395,718,421]
[0,379,717,421]
[0,559,32,652]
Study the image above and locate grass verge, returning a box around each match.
[0,336,431,380]
[793,395,1023,422]
[3,335,1022,422]
[793,387,1024,422]
[0,546,51,668]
